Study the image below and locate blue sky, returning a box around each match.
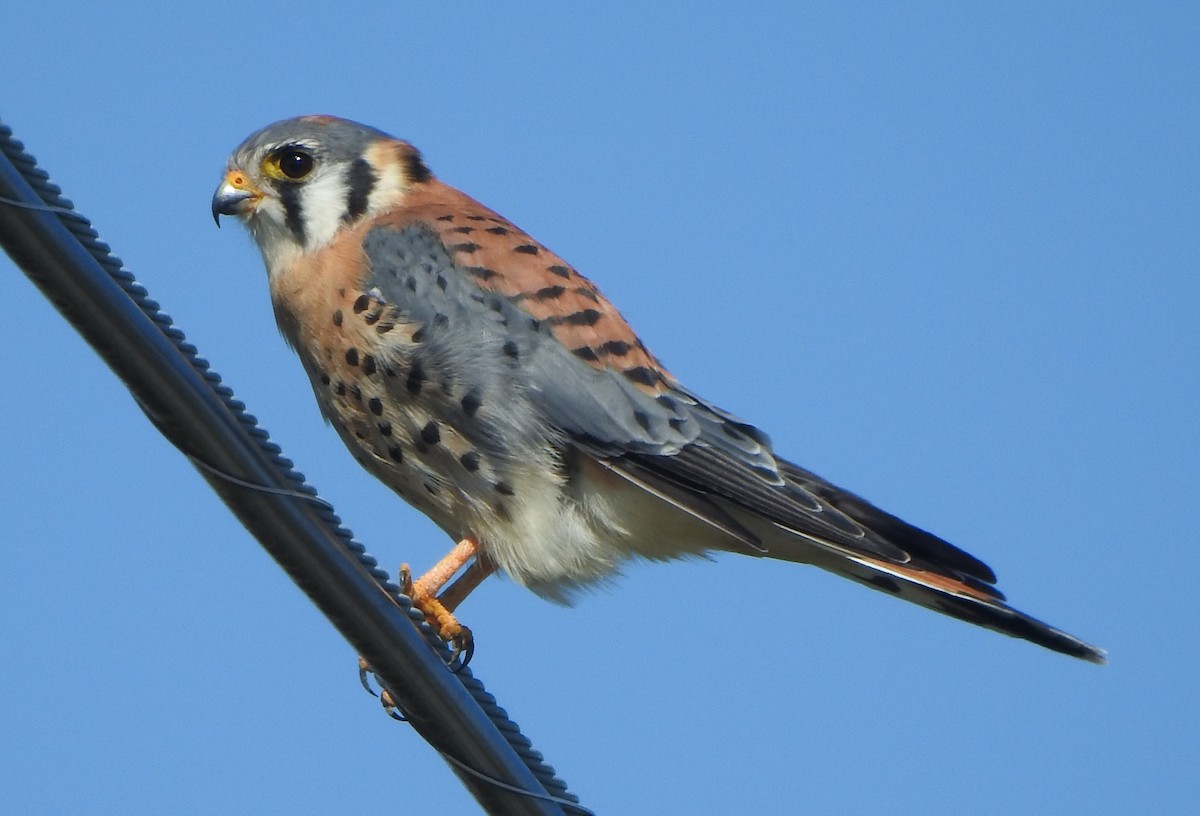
[2,3,1196,813]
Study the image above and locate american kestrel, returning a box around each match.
[213,115,1103,663]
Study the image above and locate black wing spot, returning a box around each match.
[449,242,480,254]
[514,244,539,255]
[600,340,630,357]
[547,264,571,279]
[449,226,474,234]
[362,354,377,376]
[433,313,450,329]
[368,397,384,416]
[465,266,498,281]
[332,309,343,327]
[548,309,602,327]
[378,421,393,437]
[502,340,520,359]
[486,226,509,235]
[345,347,360,366]
[459,451,481,472]
[572,346,600,362]
[436,214,454,222]
[353,294,371,313]
[436,274,448,290]
[633,410,652,432]
[461,390,482,417]
[575,286,600,302]
[494,481,516,496]
[406,359,426,395]
[623,366,660,387]
[420,421,441,445]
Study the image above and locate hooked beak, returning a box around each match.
[211,169,262,226]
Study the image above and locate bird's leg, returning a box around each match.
[438,553,497,612]
[399,538,481,650]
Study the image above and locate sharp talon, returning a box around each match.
[449,626,475,671]
[358,656,378,697]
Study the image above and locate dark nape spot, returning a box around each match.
[353,294,371,313]
[547,264,571,278]
[494,481,515,496]
[502,340,520,359]
[345,347,360,366]
[388,444,405,462]
[368,397,384,416]
[448,242,480,254]
[485,226,509,235]
[332,309,343,326]
[436,274,448,290]
[362,354,377,376]
[633,410,652,432]
[420,421,441,445]
[572,346,600,362]
[866,575,903,594]
[548,309,602,327]
[404,150,432,184]
[436,214,454,222]
[513,244,539,255]
[465,266,498,281]
[623,366,660,387]
[378,421,393,437]
[459,451,481,472]
[600,340,630,356]
[461,390,482,417]
[406,359,426,395]
[449,225,474,234]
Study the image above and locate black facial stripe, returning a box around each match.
[344,157,377,222]
[278,182,306,243]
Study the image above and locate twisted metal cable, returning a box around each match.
[0,120,586,815]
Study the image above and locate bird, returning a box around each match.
[212,114,1103,664]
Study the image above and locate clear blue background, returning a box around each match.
[2,3,1195,814]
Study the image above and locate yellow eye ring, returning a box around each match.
[263,147,315,181]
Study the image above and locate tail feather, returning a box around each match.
[828,551,1107,664]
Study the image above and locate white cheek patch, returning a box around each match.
[298,170,350,251]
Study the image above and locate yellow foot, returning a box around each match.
[399,563,474,663]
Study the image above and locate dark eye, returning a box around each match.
[275,148,314,180]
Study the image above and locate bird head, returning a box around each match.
[212,115,432,271]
